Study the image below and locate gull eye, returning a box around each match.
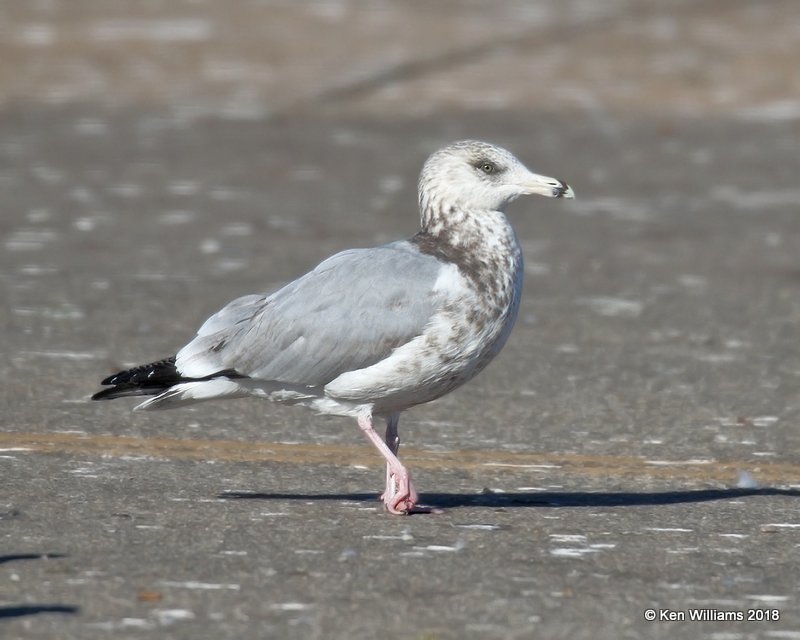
[480,162,496,175]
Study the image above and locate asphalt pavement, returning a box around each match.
[2,1,800,639]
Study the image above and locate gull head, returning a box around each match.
[418,140,574,221]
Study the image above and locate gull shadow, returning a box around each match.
[0,605,79,619]
[0,553,67,566]
[218,487,800,509]
[0,554,78,620]
[220,490,376,503]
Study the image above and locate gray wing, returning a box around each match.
[176,241,446,386]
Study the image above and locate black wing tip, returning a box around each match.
[103,356,178,385]
[91,382,169,401]
[91,388,111,401]
[91,386,133,401]
[92,356,246,402]
[93,356,180,401]
[99,373,120,386]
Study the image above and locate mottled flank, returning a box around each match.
[92,140,574,514]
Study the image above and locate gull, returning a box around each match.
[92,140,574,514]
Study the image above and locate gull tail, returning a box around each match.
[92,356,246,409]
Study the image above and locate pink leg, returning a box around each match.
[357,411,418,515]
[383,413,400,501]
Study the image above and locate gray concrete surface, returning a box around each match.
[2,1,800,639]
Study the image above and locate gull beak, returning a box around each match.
[518,170,575,199]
